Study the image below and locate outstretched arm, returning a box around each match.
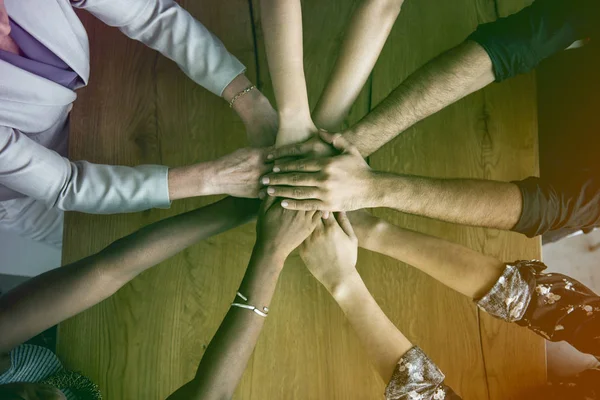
[270,0,599,159]
[313,0,405,131]
[0,197,257,355]
[269,40,493,159]
[348,211,505,300]
[262,132,522,231]
[343,41,494,156]
[167,198,321,400]
[301,213,461,399]
[260,0,318,146]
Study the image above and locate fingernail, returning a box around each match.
[267,187,275,195]
[262,176,270,185]
[273,166,281,173]
[267,154,274,160]
[281,200,289,207]
[323,211,330,219]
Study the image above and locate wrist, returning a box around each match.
[168,162,215,201]
[251,242,287,270]
[222,73,253,103]
[278,107,313,127]
[329,272,364,302]
[365,171,393,208]
[232,86,269,123]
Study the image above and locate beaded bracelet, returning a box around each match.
[229,85,256,108]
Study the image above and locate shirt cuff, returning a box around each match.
[385,347,448,400]
[476,260,546,322]
[140,164,171,209]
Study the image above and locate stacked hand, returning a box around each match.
[255,196,322,264]
[205,147,274,198]
[261,130,377,211]
[300,212,359,293]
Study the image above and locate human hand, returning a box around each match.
[261,131,377,211]
[206,147,272,198]
[274,115,320,148]
[267,130,336,161]
[223,74,278,147]
[255,196,322,262]
[239,92,279,148]
[300,212,359,293]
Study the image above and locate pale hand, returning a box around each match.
[208,147,272,198]
[300,212,358,293]
[268,131,336,161]
[274,116,320,148]
[256,196,322,261]
[262,131,376,211]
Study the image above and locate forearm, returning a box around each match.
[370,172,523,231]
[260,0,316,146]
[260,0,310,118]
[353,215,505,299]
[97,197,258,283]
[0,197,257,353]
[330,273,412,382]
[344,40,494,157]
[221,74,278,148]
[168,247,284,400]
[313,0,404,131]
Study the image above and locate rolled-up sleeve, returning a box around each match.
[511,176,600,238]
[71,0,246,96]
[0,127,171,213]
[386,347,462,400]
[468,0,599,82]
[477,260,600,358]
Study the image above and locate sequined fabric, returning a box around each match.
[385,347,461,400]
[478,260,600,357]
[476,260,542,322]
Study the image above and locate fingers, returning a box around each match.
[318,129,337,144]
[267,186,320,200]
[311,210,324,222]
[259,195,278,214]
[323,213,335,227]
[280,199,325,211]
[271,158,326,173]
[267,141,313,161]
[261,172,320,187]
[334,212,356,239]
[318,130,360,156]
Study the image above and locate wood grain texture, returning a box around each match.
[59,0,544,399]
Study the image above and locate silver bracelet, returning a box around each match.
[231,303,269,317]
[232,291,269,317]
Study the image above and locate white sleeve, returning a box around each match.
[71,0,246,96]
[0,128,171,213]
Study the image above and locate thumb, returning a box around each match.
[319,130,360,156]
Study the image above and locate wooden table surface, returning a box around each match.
[58,0,546,399]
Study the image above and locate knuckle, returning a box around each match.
[293,188,303,197]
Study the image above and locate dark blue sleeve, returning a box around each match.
[468,0,599,82]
